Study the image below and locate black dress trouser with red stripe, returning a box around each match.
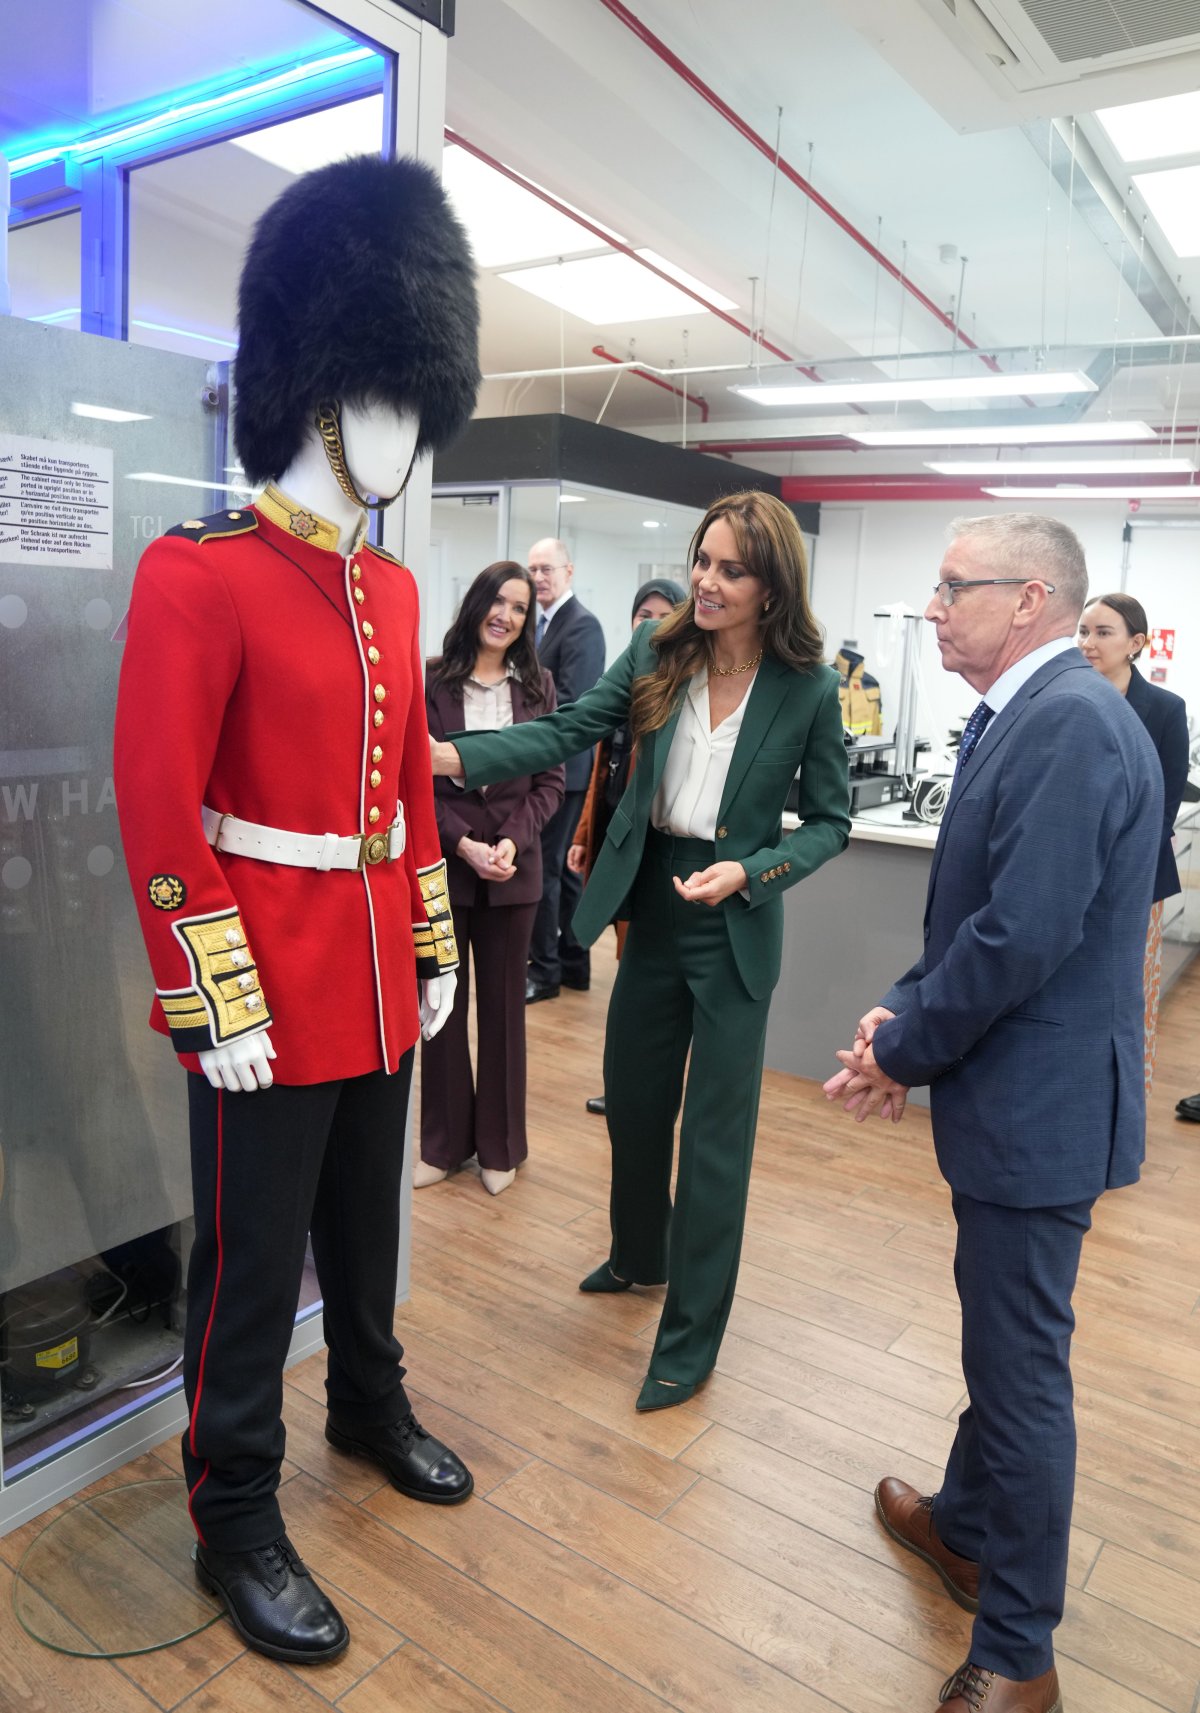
[182,1054,414,1553]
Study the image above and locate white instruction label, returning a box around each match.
[0,433,115,570]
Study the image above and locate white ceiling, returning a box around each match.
[7,0,1200,495]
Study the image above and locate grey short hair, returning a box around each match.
[949,513,1089,619]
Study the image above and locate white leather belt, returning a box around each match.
[201,803,406,871]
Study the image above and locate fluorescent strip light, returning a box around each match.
[1097,92,1200,164]
[9,47,378,172]
[926,456,1197,476]
[850,422,1157,448]
[981,485,1200,500]
[642,520,662,529]
[126,472,253,496]
[734,372,1097,407]
[499,252,717,323]
[559,494,586,503]
[71,402,152,424]
[230,94,384,174]
[1133,165,1200,258]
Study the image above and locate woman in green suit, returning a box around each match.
[431,491,850,1410]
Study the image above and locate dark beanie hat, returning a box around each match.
[233,154,480,485]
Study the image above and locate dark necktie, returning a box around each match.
[535,613,547,648]
[957,700,993,770]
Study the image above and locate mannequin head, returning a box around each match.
[233,155,479,490]
[340,400,421,503]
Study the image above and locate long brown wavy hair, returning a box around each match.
[629,490,824,740]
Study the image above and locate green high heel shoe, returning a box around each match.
[635,1375,699,1413]
[578,1261,633,1294]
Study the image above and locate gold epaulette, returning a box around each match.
[413,859,459,980]
[160,907,272,1052]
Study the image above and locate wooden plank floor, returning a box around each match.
[5,938,1200,1712]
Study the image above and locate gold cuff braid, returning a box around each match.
[415,859,459,979]
[168,908,272,1048]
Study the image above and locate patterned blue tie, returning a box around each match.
[535,613,547,648]
[957,700,993,771]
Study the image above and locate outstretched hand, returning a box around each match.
[429,735,464,778]
[671,861,747,907]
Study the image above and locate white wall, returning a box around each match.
[809,499,1193,761]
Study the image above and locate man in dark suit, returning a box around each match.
[525,537,607,1002]
[825,514,1161,1713]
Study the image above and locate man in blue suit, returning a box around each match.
[826,514,1161,1713]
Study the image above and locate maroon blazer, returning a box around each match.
[426,668,565,909]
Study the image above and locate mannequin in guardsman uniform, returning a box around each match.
[113,156,481,1667]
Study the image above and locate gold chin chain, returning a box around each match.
[314,401,417,513]
[710,648,763,677]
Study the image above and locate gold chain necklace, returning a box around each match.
[710,648,762,677]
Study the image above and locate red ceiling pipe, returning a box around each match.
[783,477,994,503]
[445,127,818,374]
[591,344,710,422]
[596,0,1002,374]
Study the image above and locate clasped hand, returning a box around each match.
[458,835,517,882]
[822,1005,909,1124]
[672,860,747,907]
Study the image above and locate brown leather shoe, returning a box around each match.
[938,1660,1061,1711]
[875,1477,980,1612]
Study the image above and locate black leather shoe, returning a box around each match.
[561,971,590,992]
[1175,1092,1200,1121]
[585,1095,606,1115]
[194,1535,348,1664]
[325,1413,474,1504]
[525,978,560,1004]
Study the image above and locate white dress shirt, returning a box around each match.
[461,667,515,732]
[652,668,755,838]
[983,635,1076,717]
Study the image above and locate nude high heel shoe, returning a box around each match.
[480,1167,516,1196]
[412,1159,449,1188]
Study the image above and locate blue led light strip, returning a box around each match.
[7,45,380,172]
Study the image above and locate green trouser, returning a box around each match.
[602,829,771,1386]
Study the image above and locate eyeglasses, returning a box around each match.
[932,578,1055,608]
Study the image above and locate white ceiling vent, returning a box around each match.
[982,0,1200,78]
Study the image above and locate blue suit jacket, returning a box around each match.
[872,647,1161,1208]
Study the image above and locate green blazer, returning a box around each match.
[452,624,851,1000]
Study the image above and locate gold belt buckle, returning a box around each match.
[360,831,390,868]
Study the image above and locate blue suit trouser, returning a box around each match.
[933,1192,1094,1679]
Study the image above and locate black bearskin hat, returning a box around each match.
[233,154,480,485]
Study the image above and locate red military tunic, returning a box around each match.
[113,486,458,1086]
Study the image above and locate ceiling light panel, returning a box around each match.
[230,94,385,174]
[981,485,1200,500]
[636,250,738,311]
[734,372,1096,407]
[1133,165,1200,258]
[442,146,604,269]
[499,252,713,324]
[926,457,1197,475]
[71,403,152,423]
[850,422,1157,447]
[1097,92,1200,163]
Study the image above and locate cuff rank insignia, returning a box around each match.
[161,906,272,1052]
[414,858,459,981]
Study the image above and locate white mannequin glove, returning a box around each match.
[198,1030,277,1093]
[419,971,457,1042]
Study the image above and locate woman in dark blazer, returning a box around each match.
[418,562,564,1194]
[432,492,850,1410]
[1078,592,1189,1088]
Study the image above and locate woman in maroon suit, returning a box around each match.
[417,563,565,1193]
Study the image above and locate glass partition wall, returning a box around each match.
[428,479,700,663]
